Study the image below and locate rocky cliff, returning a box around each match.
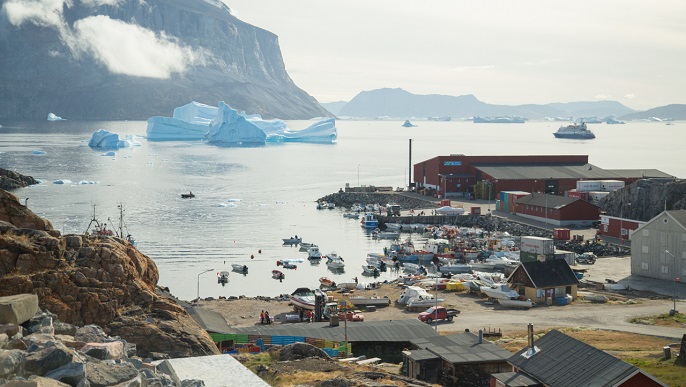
[0,189,219,358]
[0,0,329,120]
[0,168,38,191]
[599,179,686,221]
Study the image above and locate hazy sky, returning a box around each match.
[228,0,686,110]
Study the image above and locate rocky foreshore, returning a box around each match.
[0,168,38,191]
[0,309,203,386]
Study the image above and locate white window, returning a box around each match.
[642,246,649,254]
[661,265,669,274]
[643,229,650,237]
[641,262,648,270]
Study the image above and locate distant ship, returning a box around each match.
[428,116,451,121]
[553,122,596,139]
[473,116,526,123]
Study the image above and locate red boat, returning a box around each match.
[319,277,335,287]
[272,270,285,280]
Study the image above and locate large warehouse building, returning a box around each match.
[412,154,674,200]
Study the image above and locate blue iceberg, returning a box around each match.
[88,129,133,148]
[205,102,266,146]
[146,101,337,145]
[48,113,65,121]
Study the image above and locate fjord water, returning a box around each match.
[2,119,683,301]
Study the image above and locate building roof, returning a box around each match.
[473,163,618,181]
[508,329,665,387]
[634,209,686,235]
[516,260,579,288]
[667,210,686,229]
[404,349,440,362]
[233,319,439,343]
[185,306,233,334]
[515,193,593,210]
[491,372,541,387]
[410,332,512,364]
[604,169,676,179]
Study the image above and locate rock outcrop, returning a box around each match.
[0,169,38,191]
[0,0,329,120]
[599,179,686,221]
[0,189,219,358]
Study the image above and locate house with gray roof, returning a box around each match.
[508,260,579,306]
[494,328,667,387]
[631,210,686,282]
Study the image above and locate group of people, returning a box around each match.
[298,309,313,322]
[260,310,272,324]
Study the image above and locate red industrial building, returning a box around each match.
[513,193,600,227]
[597,215,646,242]
[412,154,673,200]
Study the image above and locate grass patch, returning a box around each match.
[630,312,685,327]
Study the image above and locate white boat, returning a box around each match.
[290,287,326,310]
[349,296,391,307]
[277,260,298,269]
[553,122,595,139]
[435,206,465,215]
[406,297,444,309]
[327,202,336,209]
[316,201,327,210]
[231,264,248,273]
[468,260,497,271]
[481,284,519,300]
[402,263,427,274]
[307,245,322,259]
[497,298,534,309]
[360,213,379,228]
[372,228,399,239]
[299,242,313,249]
[361,265,380,276]
[384,223,402,230]
[438,263,472,274]
[343,213,359,219]
[282,236,302,244]
[484,255,519,270]
[217,271,230,285]
[326,252,345,269]
[397,286,433,304]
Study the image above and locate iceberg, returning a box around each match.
[32,150,47,155]
[88,129,133,148]
[53,179,72,184]
[146,101,337,144]
[266,117,337,144]
[47,113,65,121]
[205,102,266,146]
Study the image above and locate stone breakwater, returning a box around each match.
[0,310,202,386]
[318,192,435,211]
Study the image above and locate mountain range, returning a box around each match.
[0,0,329,120]
[321,88,686,120]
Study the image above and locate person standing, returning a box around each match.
[299,309,304,322]
[265,311,271,324]
[260,310,264,324]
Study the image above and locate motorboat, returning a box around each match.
[299,242,313,249]
[327,202,336,209]
[282,236,302,244]
[402,263,427,275]
[484,255,519,270]
[272,270,285,280]
[361,265,380,276]
[316,201,327,210]
[231,264,248,273]
[326,252,345,269]
[307,245,322,259]
[181,192,195,199]
[276,260,298,269]
[497,297,534,309]
[467,260,497,271]
[217,271,230,285]
[438,263,472,274]
[348,296,391,307]
[290,287,325,310]
[397,286,433,304]
[406,297,444,309]
[481,284,519,300]
[319,277,336,287]
[360,213,379,228]
[372,228,399,240]
[343,213,359,219]
[553,122,595,139]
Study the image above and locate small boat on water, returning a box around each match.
[272,270,285,280]
[360,213,379,229]
[361,265,380,276]
[372,228,400,240]
[282,236,302,244]
[403,263,428,275]
[276,260,298,269]
[181,191,195,199]
[231,264,248,273]
[326,252,345,269]
[438,263,472,274]
[327,202,335,209]
[217,271,230,285]
[343,213,359,219]
[307,245,322,259]
[553,122,595,139]
[316,201,327,210]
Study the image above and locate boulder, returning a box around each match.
[0,349,25,379]
[0,294,39,324]
[23,346,75,376]
[80,342,124,360]
[279,342,331,361]
[3,376,70,387]
[83,362,139,386]
[43,363,85,386]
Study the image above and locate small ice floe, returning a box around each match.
[53,179,72,184]
[47,113,65,121]
[102,151,116,157]
[32,150,47,155]
[77,181,98,185]
[227,198,242,202]
[218,202,238,208]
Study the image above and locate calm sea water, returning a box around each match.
[1,119,683,300]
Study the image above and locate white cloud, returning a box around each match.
[594,94,611,100]
[73,15,204,78]
[624,94,636,99]
[3,0,69,29]
[2,1,207,79]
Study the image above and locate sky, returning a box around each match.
[227,0,686,110]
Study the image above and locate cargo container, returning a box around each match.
[576,180,601,192]
[471,206,481,215]
[501,191,529,213]
[566,189,589,201]
[553,228,571,240]
[588,191,610,203]
[600,180,625,192]
[553,249,576,266]
[440,199,451,207]
[519,251,553,263]
[520,236,555,255]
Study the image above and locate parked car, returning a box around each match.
[417,306,460,323]
[576,252,597,264]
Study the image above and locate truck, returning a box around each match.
[322,302,365,322]
[386,203,401,216]
[417,306,460,323]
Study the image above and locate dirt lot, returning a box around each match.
[197,256,685,339]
